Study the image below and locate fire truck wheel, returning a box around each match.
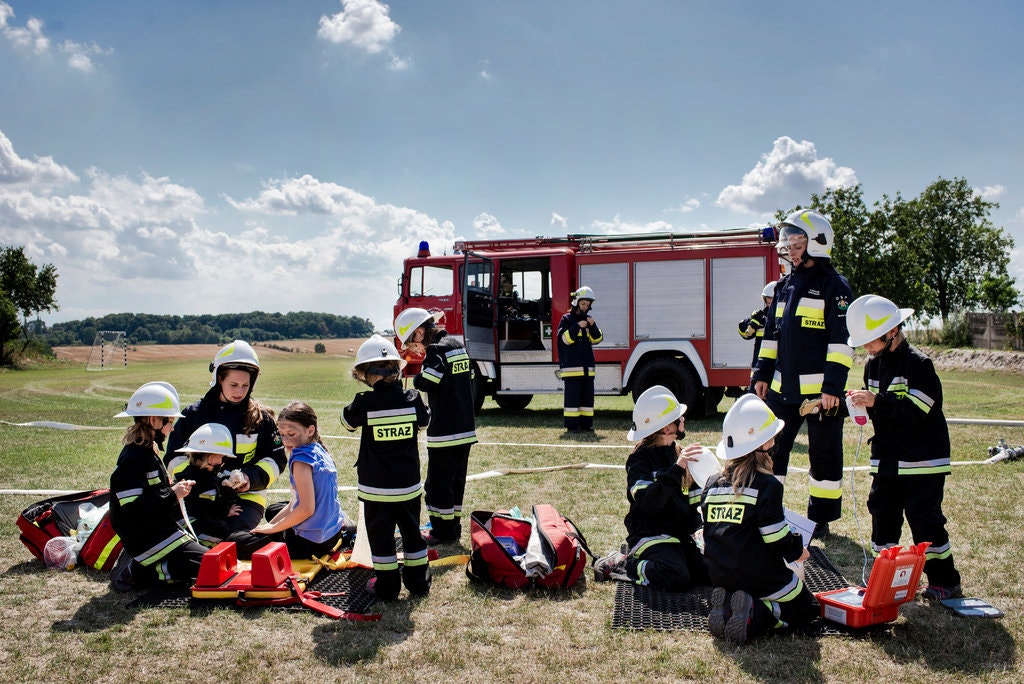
[631,357,702,416]
[494,394,533,411]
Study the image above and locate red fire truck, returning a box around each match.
[394,228,782,415]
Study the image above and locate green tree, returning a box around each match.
[0,294,21,365]
[906,177,1014,321]
[804,185,927,311]
[0,246,60,362]
[971,274,1021,313]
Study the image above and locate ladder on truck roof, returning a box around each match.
[454,226,776,254]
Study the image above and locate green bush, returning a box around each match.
[941,311,973,348]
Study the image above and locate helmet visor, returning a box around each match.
[777,225,807,260]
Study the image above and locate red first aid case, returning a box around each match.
[816,542,929,628]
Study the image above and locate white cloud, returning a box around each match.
[0,131,458,328]
[0,129,79,187]
[975,184,1005,201]
[716,136,858,215]
[0,2,48,55]
[550,212,567,229]
[473,212,503,236]
[0,3,110,71]
[387,53,410,71]
[589,214,673,235]
[672,198,700,214]
[318,0,400,54]
[59,39,113,74]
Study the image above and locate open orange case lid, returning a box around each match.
[816,541,930,628]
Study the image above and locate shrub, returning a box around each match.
[941,311,973,348]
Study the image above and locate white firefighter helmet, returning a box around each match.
[394,307,444,345]
[716,394,785,461]
[761,281,777,300]
[174,422,235,458]
[115,381,184,418]
[571,285,596,307]
[209,340,261,386]
[627,385,687,441]
[354,334,407,371]
[846,294,914,347]
[779,209,834,261]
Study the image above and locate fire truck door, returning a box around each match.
[461,252,498,364]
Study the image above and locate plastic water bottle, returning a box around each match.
[846,392,868,426]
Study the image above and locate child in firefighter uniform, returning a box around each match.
[173,422,243,548]
[701,394,818,644]
[845,294,963,600]
[109,382,207,591]
[737,281,776,392]
[592,385,710,590]
[341,335,432,600]
[165,340,287,559]
[556,285,603,433]
[396,307,478,545]
[753,210,854,538]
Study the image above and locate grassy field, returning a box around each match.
[1,349,1022,683]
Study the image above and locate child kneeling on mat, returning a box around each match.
[591,385,709,590]
[342,335,432,600]
[701,394,819,644]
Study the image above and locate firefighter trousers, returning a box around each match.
[748,584,820,637]
[626,538,710,591]
[424,444,472,541]
[767,400,844,524]
[363,496,431,600]
[867,474,961,587]
[562,371,595,431]
[132,538,207,587]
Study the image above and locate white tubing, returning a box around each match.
[947,418,1024,427]
[0,458,1003,498]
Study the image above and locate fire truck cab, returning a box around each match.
[394,229,781,415]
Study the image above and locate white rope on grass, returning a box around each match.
[0,458,1003,498]
[0,420,120,431]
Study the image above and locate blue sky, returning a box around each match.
[1,1,1022,330]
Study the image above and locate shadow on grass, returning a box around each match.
[45,564,177,633]
[725,634,824,684]
[308,560,474,666]
[869,601,1016,675]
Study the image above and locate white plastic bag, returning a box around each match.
[75,501,110,544]
[44,536,81,571]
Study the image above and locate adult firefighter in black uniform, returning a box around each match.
[753,209,854,538]
[846,294,963,600]
[556,285,603,433]
[342,335,432,600]
[395,307,478,544]
[701,394,818,644]
[165,340,287,559]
